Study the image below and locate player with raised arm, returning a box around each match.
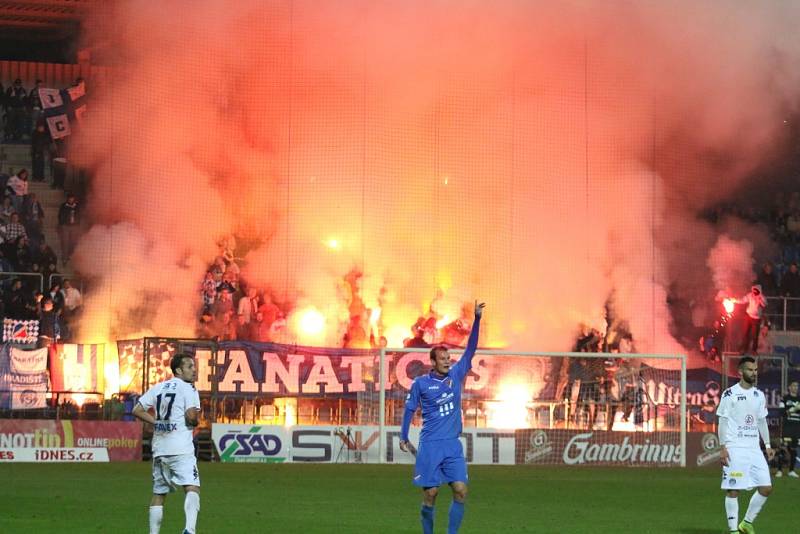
[716,356,775,534]
[133,353,202,534]
[399,300,485,534]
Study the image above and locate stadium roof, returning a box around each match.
[0,0,96,42]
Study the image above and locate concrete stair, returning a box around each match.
[1,142,74,279]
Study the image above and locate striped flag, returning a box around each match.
[49,344,104,393]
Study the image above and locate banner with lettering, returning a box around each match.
[0,419,141,462]
[0,345,49,409]
[115,340,736,413]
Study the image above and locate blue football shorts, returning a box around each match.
[413,438,467,487]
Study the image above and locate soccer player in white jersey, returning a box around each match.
[133,353,201,534]
[716,356,774,534]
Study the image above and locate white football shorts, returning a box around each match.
[721,447,770,490]
[152,454,200,494]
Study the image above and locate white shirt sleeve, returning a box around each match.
[716,391,730,418]
[184,384,201,411]
[138,386,155,410]
[758,392,768,419]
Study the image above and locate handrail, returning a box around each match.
[0,271,43,293]
[765,296,800,331]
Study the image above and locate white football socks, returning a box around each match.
[744,492,768,523]
[724,496,738,531]
[149,505,163,534]
[184,491,200,533]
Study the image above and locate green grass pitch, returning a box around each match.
[0,463,794,533]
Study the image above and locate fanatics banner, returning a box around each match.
[0,420,142,462]
[117,340,724,413]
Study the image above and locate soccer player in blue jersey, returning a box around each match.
[400,300,485,534]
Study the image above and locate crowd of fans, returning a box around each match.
[0,77,87,347]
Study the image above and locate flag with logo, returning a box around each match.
[40,82,87,140]
[8,346,49,409]
[50,344,104,393]
[3,319,39,345]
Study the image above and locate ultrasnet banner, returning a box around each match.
[0,420,142,462]
[211,424,516,465]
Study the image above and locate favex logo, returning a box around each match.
[218,426,286,463]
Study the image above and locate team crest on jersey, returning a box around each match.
[729,478,737,486]
[446,378,453,388]
[744,415,754,425]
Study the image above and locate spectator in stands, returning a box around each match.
[25,290,43,320]
[787,210,800,242]
[57,193,80,266]
[578,357,605,428]
[210,256,226,283]
[757,262,779,296]
[235,313,250,340]
[0,249,13,273]
[237,286,259,324]
[21,192,44,248]
[48,281,64,313]
[212,287,234,320]
[781,262,800,329]
[33,239,57,269]
[258,297,280,326]
[700,319,725,362]
[219,269,238,294]
[6,169,28,214]
[61,279,82,315]
[14,235,32,271]
[736,285,767,355]
[5,79,27,141]
[756,323,773,355]
[404,321,430,348]
[30,121,50,182]
[0,197,15,225]
[197,310,216,339]
[200,271,216,310]
[42,259,58,286]
[4,278,26,318]
[219,311,236,340]
[37,297,60,347]
[28,80,43,131]
[252,310,271,342]
[224,257,241,281]
[2,213,27,244]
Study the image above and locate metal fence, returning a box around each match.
[766,296,800,331]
